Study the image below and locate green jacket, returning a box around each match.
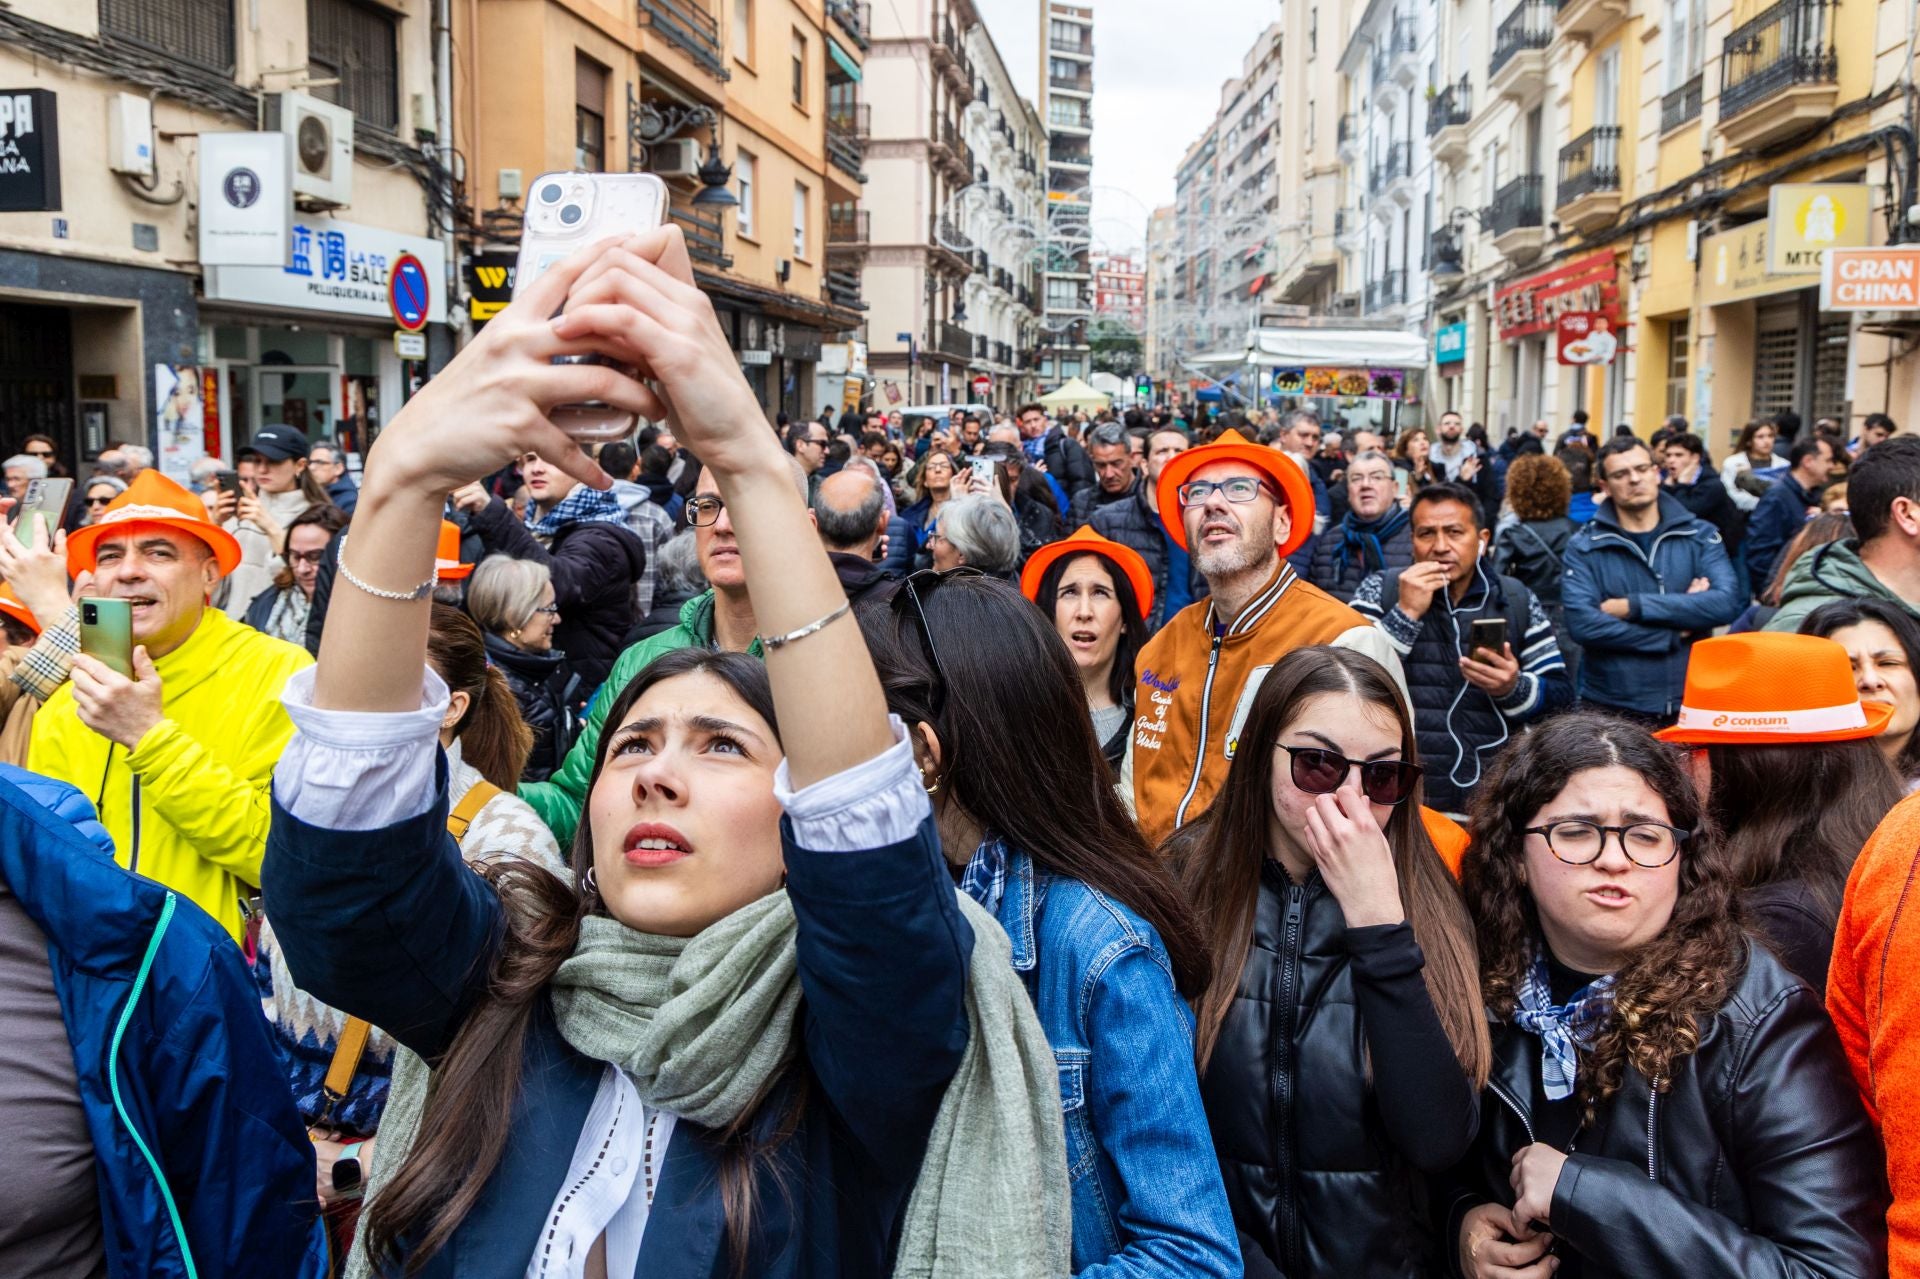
[1765,539,1920,634]
[520,591,762,846]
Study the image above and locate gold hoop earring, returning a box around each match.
[922,769,941,796]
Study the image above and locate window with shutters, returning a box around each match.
[309,0,401,132]
[1665,317,1690,418]
[100,0,235,74]
[575,55,608,171]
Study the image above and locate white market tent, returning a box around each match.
[1193,326,1430,370]
[1039,376,1112,410]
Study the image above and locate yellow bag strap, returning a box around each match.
[316,781,503,1121]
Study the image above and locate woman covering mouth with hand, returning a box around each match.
[1450,711,1886,1279]
[262,229,1071,1279]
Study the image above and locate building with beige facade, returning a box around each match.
[1038,0,1094,391]
[0,0,449,477]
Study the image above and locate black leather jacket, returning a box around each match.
[482,630,578,783]
[1447,939,1887,1279]
[1203,862,1479,1279]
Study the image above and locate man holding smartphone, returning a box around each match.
[27,471,313,944]
[1350,482,1572,817]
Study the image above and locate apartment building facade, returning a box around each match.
[1038,1,1093,391]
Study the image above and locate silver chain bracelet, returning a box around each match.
[756,599,852,650]
[335,532,436,602]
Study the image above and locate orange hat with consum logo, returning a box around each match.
[436,520,473,581]
[1654,632,1892,745]
[1020,525,1155,620]
[0,585,39,636]
[66,469,243,578]
[1154,427,1317,558]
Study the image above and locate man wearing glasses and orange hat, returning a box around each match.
[28,470,314,943]
[1124,428,1408,845]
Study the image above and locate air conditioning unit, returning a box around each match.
[266,91,354,208]
[650,138,703,182]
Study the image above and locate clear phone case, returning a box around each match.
[513,172,670,442]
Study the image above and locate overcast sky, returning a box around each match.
[968,0,1283,257]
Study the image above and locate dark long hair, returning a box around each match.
[1463,712,1746,1116]
[858,575,1209,1003]
[425,603,533,790]
[362,649,795,1276]
[1703,736,1899,925]
[269,503,346,592]
[1167,646,1489,1081]
[1032,550,1147,710]
[1802,596,1920,782]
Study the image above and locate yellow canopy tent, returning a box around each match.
[1039,377,1111,411]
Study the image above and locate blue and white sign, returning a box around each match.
[204,216,446,324]
[1434,321,1468,364]
[197,132,290,266]
[389,252,430,332]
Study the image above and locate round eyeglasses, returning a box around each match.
[1523,820,1688,868]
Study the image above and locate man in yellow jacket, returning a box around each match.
[30,470,312,942]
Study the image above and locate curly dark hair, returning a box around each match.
[1462,711,1746,1118]
[1505,454,1572,522]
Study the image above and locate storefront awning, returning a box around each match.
[828,38,862,82]
[1192,326,1428,369]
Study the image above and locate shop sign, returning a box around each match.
[1768,184,1870,275]
[465,251,516,323]
[0,90,60,212]
[1821,247,1920,312]
[1493,251,1621,340]
[204,217,447,324]
[739,350,772,366]
[1700,220,1818,307]
[198,132,290,266]
[1556,312,1622,365]
[393,330,428,359]
[1434,321,1468,364]
[1274,366,1404,398]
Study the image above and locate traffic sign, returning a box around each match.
[389,252,431,333]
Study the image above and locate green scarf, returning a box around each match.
[348,890,1070,1278]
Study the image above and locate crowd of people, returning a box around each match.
[6,226,1920,1279]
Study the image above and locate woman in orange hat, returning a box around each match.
[1654,631,1903,990]
[1021,527,1151,768]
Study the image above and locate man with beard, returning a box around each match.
[1124,429,1406,845]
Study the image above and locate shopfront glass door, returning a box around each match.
[253,366,339,438]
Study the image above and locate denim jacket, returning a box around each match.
[991,846,1240,1277]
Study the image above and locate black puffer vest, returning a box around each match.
[1202,862,1442,1279]
[1376,565,1533,815]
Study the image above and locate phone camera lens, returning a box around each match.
[538,182,564,205]
[559,204,584,226]
[82,604,96,624]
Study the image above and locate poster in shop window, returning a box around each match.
[155,364,207,486]
[1557,312,1621,365]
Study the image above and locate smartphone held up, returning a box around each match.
[512,171,669,443]
[11,477,72,549]
[79,597,134,679]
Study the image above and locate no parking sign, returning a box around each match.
[389,252,431,333]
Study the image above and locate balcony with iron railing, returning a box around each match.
[638,0,729,81]
[1427,76,1472,163]
[1049,30,1093,57]
[1049,63,1094,95]
[1661,73,1703,132]
[1370,141,1412,195]
[1719,0,1837,149]
[1556,124,1621,230]
[826,0,870,50]
[1370,18,1420,86]
[826,104,869,179]
[935,320,974,362]
[827,207,870,248]
[1487,173,1545,262]
[1490,1,1553,97]
[1365,269,1408,311]
[670,204,732,269]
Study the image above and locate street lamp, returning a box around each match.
[630,89,738,208]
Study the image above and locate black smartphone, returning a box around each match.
[217,471,242,497]
[1468,617,1509,659]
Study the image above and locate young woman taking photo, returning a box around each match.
[263,230,1069,1279]
[1169,645,1489,1279]
[1453,711,1886,1279]
[860,567,1239,1276]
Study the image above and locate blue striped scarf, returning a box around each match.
[1511,950,1616,1101]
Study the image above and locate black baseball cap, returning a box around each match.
[241,425,311,462]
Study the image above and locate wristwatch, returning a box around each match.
[332,1141,365,1197]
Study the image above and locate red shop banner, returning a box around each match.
[1494,250,1623,340]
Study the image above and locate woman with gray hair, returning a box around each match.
[928,494,1021,579]
[2,453,46,502]
[78,474,128,526]
[466,555,577,781]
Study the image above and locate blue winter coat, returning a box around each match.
[1744,472,1820,593]
[1563,493,1743,717]
[263,759,972,1279]
[0,764,326,1279]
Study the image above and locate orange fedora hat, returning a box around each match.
[1020,525,1155,621]
[1654,632,1892,746]
[0,584,39,636]
[67,469,243,577]
[436,520,473,581]
[1154,427,1317,558]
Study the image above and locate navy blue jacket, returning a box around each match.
[1563,493,1743,717]
[0,765,326,1279]
[1745,472,1820,593]
[262,763,972,1279]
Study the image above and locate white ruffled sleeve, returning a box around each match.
[273,666,448,831]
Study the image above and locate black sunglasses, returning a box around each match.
[1279,744,1423,806]
[890,566,985,715]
